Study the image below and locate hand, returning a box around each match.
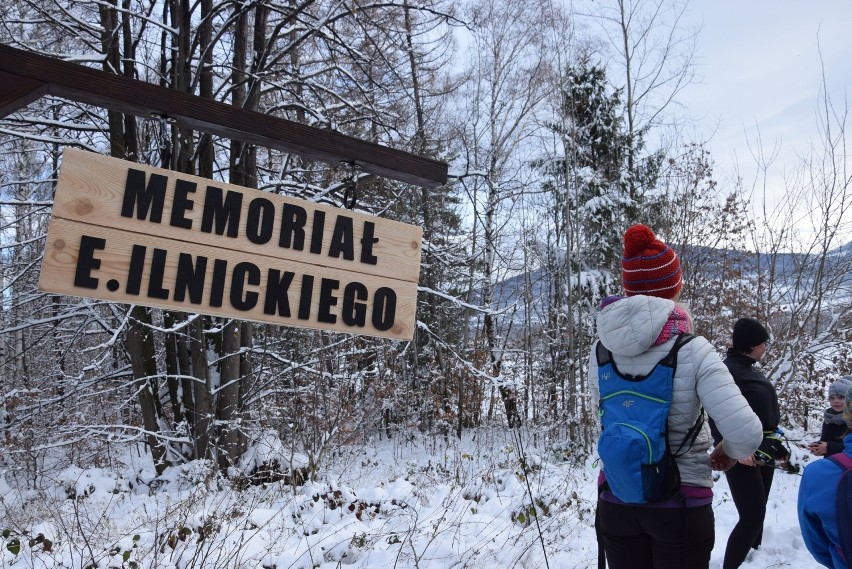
[808,441,827,456]
[710,442,736,471]
[738,454,757,467]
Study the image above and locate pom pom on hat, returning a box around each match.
[732,317,770,352]
[621,224,683,299]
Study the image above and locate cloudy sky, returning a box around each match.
[679,1,852,204]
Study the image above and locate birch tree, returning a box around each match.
[452,0,555,427]
[586,0,697,202]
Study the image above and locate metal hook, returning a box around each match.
[151,113,174,168]
[340,161,361,209]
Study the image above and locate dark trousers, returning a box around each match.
[597,498,715,569]
[722,463,774,568]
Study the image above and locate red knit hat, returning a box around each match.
[622,224,683,299]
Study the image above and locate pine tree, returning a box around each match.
[531,58,649,436]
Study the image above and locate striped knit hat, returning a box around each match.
[622,224,683,299]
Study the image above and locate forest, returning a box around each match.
[0,0,850,566]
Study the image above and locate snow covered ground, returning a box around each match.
[0,425,826,568]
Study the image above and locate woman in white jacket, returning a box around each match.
[590,224,762,569]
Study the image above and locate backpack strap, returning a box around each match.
[663,333,702,458]
[672,408,705,459]
[595,340,611,367]
[828,453,852,470]
[659,333,695,367]
[595,333,695,369]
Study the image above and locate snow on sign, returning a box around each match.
[38,149,422,340]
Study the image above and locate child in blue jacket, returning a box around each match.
[798,385,852,568]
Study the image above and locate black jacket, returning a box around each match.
[710,349,781,443]
[819,408,849,456]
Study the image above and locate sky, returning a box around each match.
[679,1,852,208]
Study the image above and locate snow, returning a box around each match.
[0,426,826,568]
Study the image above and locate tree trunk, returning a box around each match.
[189,318,214,460]
[99,0,170,473]
[127,307,170,474]
[217,320,244,471]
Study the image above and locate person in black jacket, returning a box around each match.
[808,376,852,458]
[709,317,788,569]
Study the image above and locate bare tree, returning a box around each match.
[583,0,697,201]
[452,0,556,427]
[745,81,852,429]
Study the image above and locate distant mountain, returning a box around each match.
[481,240,852,320]
[829,240,852,256]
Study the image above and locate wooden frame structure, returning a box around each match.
[0,43,448,189]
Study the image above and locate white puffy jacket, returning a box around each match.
[589,295,762,488]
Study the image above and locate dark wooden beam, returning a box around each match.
[0,69,47,117]
[0,44,447,188]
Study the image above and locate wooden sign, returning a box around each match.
[38,149,422,339]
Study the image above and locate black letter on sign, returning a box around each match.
[342,282,368,326]
[74,235,106,289]
[174,253,208,304]
[310,210,325,254]
[231,262,260,311]
[126,244,146,295]
[246,198,274,245]
[372,287,397,331]
[147,248,170,299]
[121,169,167,222]
[298,275,314,320]
[201,186,242,237]
[170,179,197,229]
[317,278,340,323]
[263,269,295,316]
[279,204,306,250]
[328,216,355,260]
[210,259,228,308]
[360,222,379,265]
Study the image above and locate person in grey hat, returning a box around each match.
[809,376,852,457]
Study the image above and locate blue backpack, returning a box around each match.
[827,452,852,564]
[596,333,703,504]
